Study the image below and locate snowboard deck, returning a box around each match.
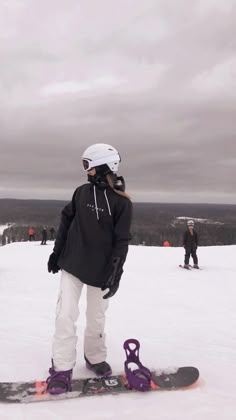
[0,366,199,403]
[189,265,203,270]
[179,265,202,270]
[179,264,191,270]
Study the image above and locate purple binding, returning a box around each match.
[124,338,152,392]
[46,360,72,395]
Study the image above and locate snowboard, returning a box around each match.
[0,366,199,403]
[189,265,202,270]
[179,264,191,270]
[179,265,202,270]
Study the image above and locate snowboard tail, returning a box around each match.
[0,366,199,403]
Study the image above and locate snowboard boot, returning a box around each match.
[46,362,73,395]
[84,355,112,377]
[193,264,199,269]
[184,264,190,269]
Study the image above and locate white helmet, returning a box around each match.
[82,143,120,172]
[187,220,194,227]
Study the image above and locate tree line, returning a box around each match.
[0,200,236,247]
[1,221,236,247]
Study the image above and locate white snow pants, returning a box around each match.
[52,270,109,371]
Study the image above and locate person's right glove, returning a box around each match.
[102,257,124,299]
[48,252,60,274]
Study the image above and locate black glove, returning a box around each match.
[48,252,60,274]
[102,257,124,299]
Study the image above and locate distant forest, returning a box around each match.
[0,199,236,247]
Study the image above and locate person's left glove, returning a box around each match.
[48,252,60,274]
[102,257,124,299]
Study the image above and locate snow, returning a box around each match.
[0,242,236,419]
[175,217,224,225]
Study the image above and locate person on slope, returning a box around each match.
[28,228,35,241]
[46,143,132,395]
[49,226,56,240]
[41,227,48,245]
[183,220,199,269]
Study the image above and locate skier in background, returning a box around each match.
[41,227,48,245]
[46,143,132,395]
[49,226,56,240]
[28,227,35,241]
[183,220,199,269]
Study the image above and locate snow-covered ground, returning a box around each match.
[175,217,224,225]
[0,242,235,419]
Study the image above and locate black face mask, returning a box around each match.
[87,173,106,185]
[88,165,126,192]
[87,164,111,185]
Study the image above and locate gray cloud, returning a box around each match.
[0,0,236,203]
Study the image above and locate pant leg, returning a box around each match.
[84,285,109,364]
[52,270,84,371]
[191,247,198,264]
[184,248,191,265]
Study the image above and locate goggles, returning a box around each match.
[82,155,120,172]
[82,159,94,171]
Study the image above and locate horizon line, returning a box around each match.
[0,197,236,206]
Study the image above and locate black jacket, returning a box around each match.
[53,183,132,287]
[183,230,198,249]
[42,229,47,240]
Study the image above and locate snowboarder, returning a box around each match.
[46,143,132,395]
[41,228,48,245]
[183,220,199,269]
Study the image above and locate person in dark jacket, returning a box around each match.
[49,226,55,240]
[183,220,199,269]
[46,143,132,395]
[41,227,48,245]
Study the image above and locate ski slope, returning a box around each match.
[0,242,235,420]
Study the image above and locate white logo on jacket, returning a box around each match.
[87,203,104,213]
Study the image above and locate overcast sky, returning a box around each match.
[1,0,236,203]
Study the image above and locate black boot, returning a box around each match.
[84,355,112,377]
